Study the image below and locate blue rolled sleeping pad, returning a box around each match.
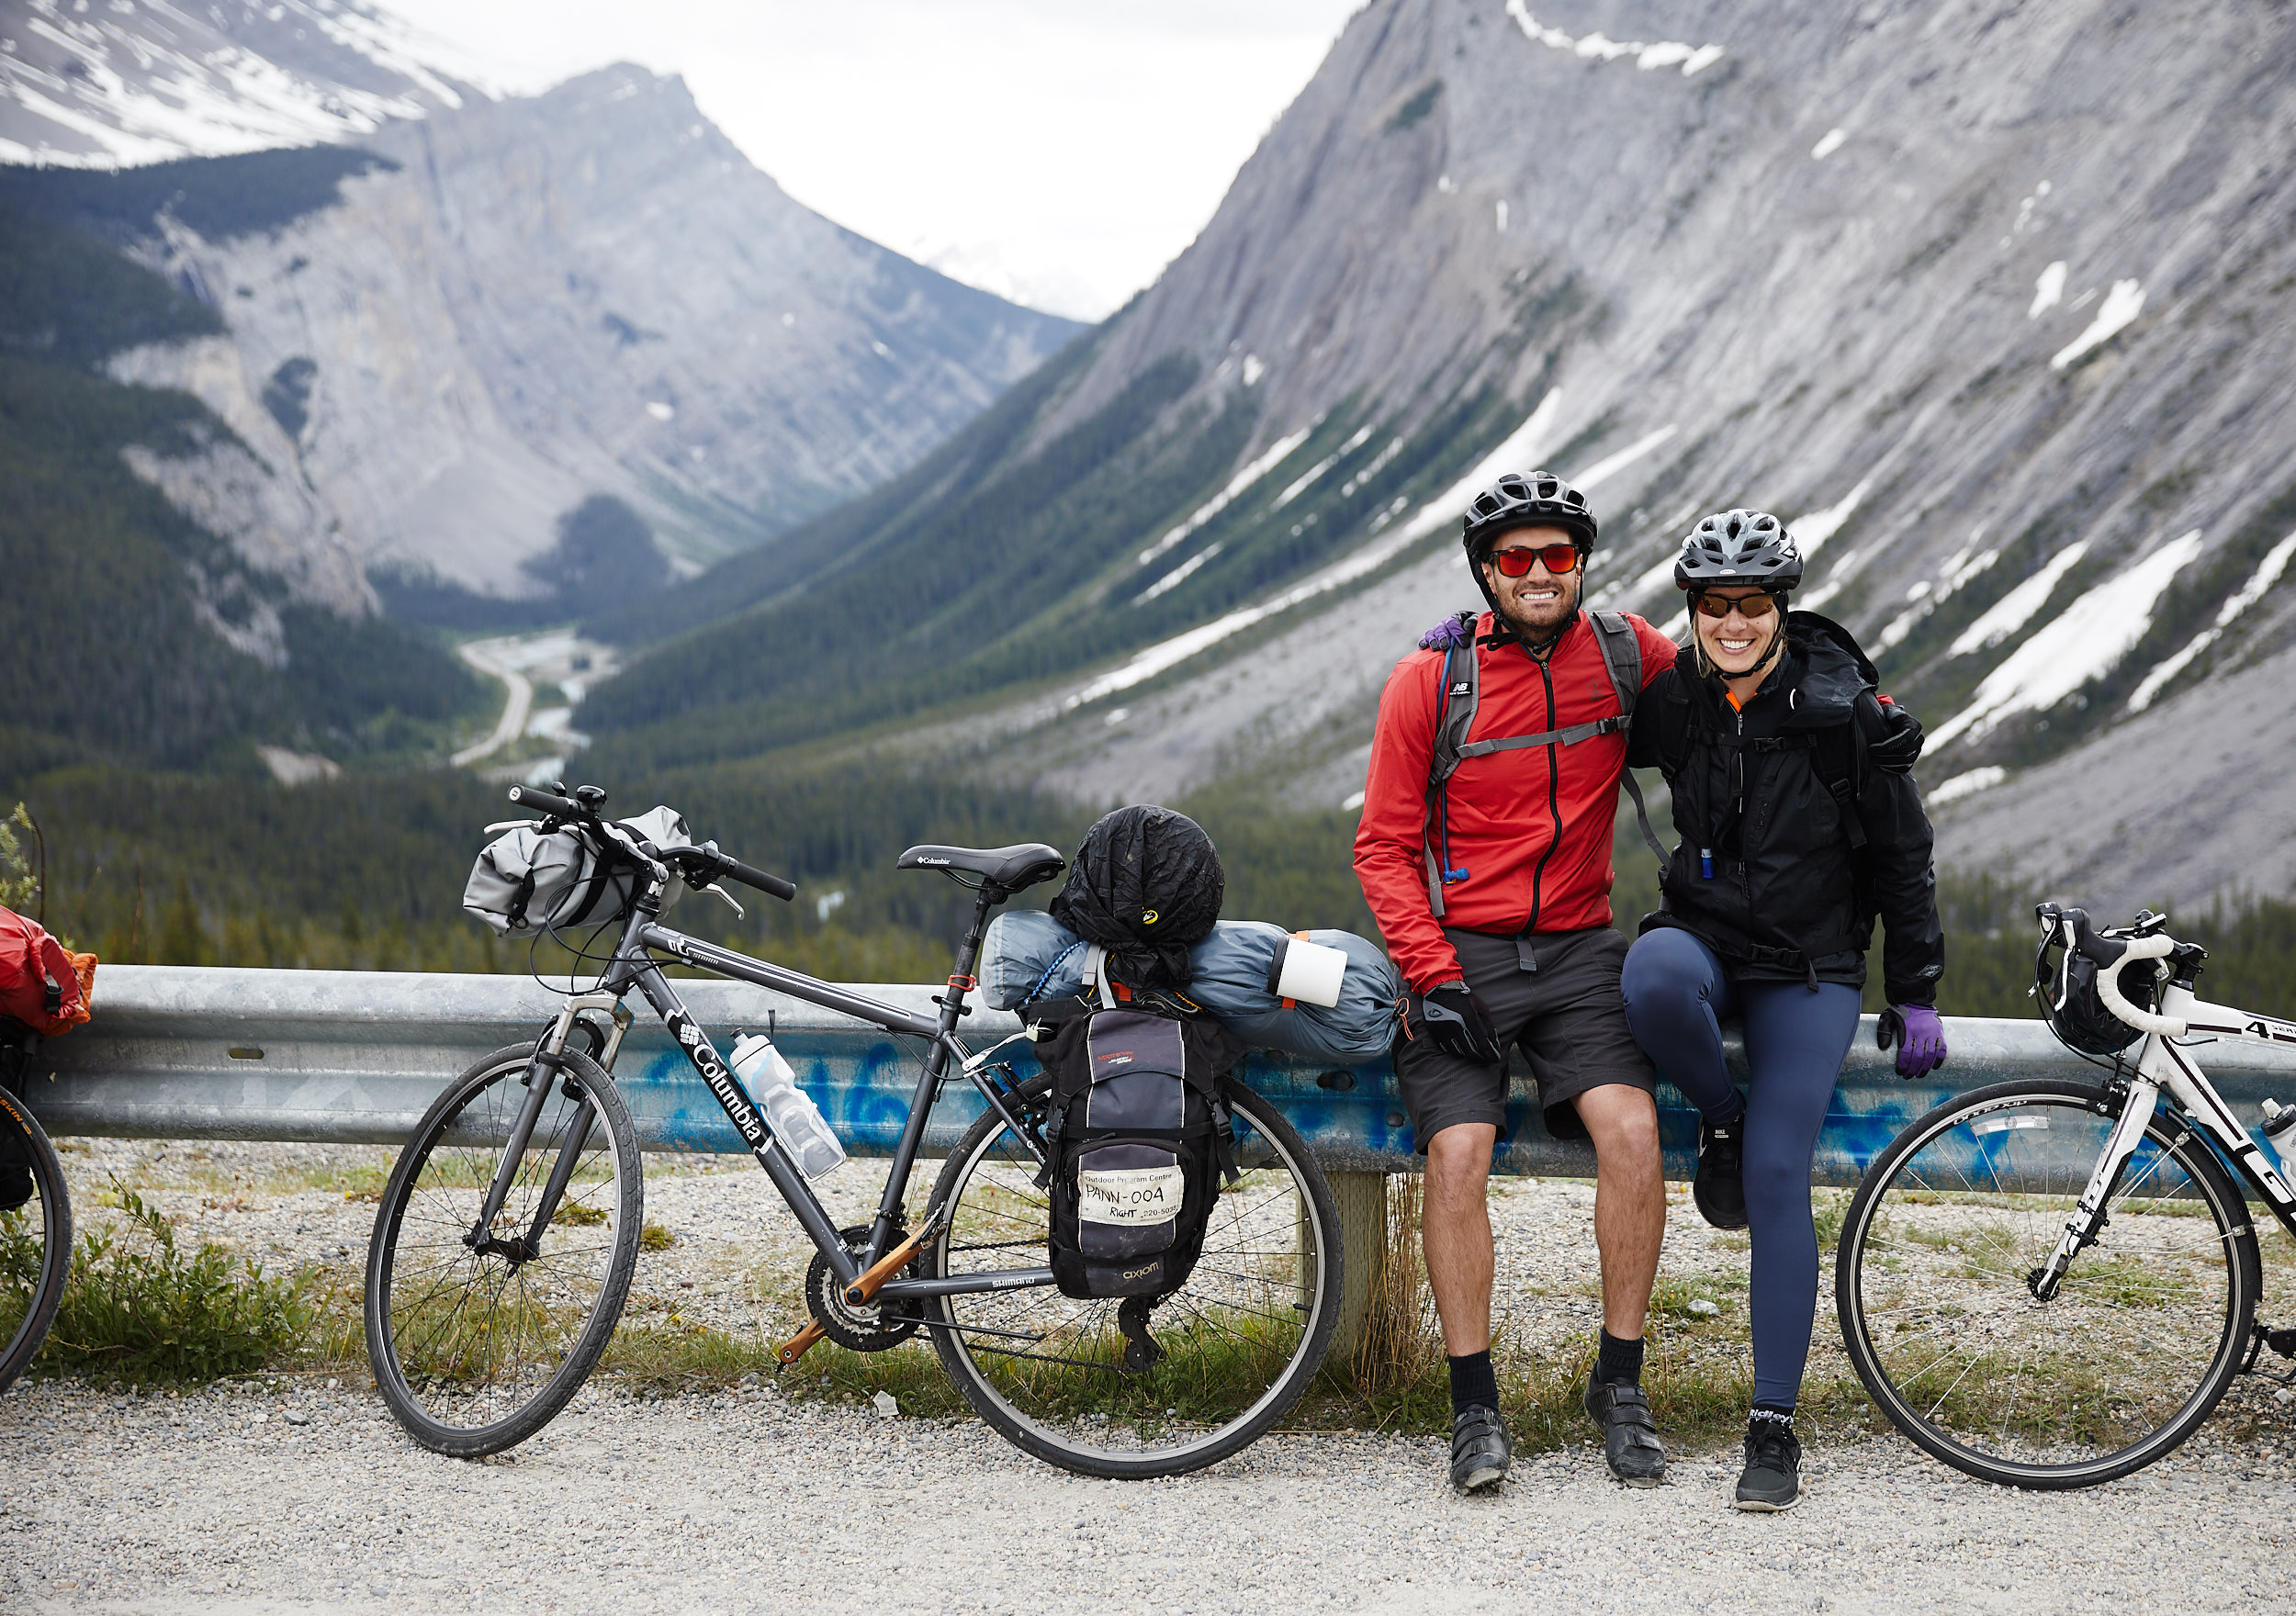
[980,910,1402,1065]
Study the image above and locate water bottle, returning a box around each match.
[727,1033,847,1181]
[2262,1099,2296,1180]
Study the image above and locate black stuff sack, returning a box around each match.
[1049,805,1224,992]
[1036,1007,1244,1300]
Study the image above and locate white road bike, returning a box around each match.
[1837,903,2296,1487]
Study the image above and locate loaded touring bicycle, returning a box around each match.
[366,783,1340,1477]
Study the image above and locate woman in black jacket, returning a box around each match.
[1619,510,1948,1512]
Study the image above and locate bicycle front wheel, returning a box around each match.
[366,1042,642,1456]
[0,1087,71,1395]
[1837,1078,2259,1487]
[924,1074,1341,1478]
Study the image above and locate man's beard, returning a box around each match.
[1492,578,1581,647]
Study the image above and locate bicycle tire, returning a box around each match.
[0,1089,71,1395]
[923,1072,1341,1479]
[366,1042,642,1457]
[1836,1077,2259,1488]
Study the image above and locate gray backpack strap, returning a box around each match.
[1589,612,1668,865]
[1422,628,1480,918]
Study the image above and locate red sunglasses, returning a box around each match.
[1489,543,1581,578]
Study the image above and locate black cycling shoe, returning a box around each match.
[1449,1404,1512,1492]
[1582,1374,1667,1487]
[1694,1116,1749,1230]
[1735,1418,1803,1510]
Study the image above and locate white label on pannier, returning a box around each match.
[1077,1164,1187,1226]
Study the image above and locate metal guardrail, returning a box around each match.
[22,966,2296,1184]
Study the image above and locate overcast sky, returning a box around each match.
[383,0,1366,320]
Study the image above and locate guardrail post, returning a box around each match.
[1326,1170,1389,1361]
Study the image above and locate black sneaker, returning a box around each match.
[1694,1117,1749,1229]
[1449,1404,1512,1492]
[1735,1418,1803,1510]
[1582,1374,1667,1487]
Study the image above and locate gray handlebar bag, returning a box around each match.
[463,805,692,937]
[982,911,1402,1065]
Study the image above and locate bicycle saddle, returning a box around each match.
[895,842,1066,892]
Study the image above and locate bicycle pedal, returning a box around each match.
[2265,1327,2296,1359]
[777,1321,827,1366]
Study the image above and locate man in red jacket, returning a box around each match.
[1354,470,1679,1493]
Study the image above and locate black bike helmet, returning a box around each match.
[1461,470,1598,561]
[1673,509,1804,592]
[2034,913,2154,1058]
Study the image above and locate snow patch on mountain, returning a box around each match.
[1073,391,1562,705]
[1137,426,1314,567]
[1949,542,2092,657]
[1931,530,2203,748]
[1503,2,1725,75]
[2050,280,2144,369]
[0,0,490,167]
[2126,529,2296,713]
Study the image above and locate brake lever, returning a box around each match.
[484,819,545,835]
[702,881,746,919]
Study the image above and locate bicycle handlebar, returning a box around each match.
[506,784,586,819]
[684,847,797,903]
[2091,933,2185,1038]
[501,786,798,903]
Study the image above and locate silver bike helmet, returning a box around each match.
[1673,509,1804,592]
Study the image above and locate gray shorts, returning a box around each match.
[1395,926,1656,1149]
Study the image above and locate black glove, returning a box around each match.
[1867,696,1925,774]
[1420,982,1503,1064]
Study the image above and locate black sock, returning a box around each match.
[1448,1351,1499,1418]
[1750,1402,1795,1432]
[1595,1330,1644,1387]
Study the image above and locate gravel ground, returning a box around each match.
[6,1141,2293,1613]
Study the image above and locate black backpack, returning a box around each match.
[1421,610,1663,915]
[1034,1005,1242,1305]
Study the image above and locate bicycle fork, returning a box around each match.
[2028,1076,2160,1301]
[465,993,634,1262]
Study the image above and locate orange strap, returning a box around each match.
[1279,930,1309,1011]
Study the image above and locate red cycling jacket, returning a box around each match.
[1353,609,1678,993]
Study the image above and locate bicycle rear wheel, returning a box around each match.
[0,1087,71,1395]
[924,1074,1340,1478]
[366,1042,642,1456]
[1836,1078,2258,1487]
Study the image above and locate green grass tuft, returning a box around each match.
[28,1182,313,1385]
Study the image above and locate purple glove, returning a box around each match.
[1878,1004,1948,1077]
[1418,612,1475,651]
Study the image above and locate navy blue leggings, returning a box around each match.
[1619,927,1861,1409]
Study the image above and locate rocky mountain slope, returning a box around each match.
[0,0,485,168]
[590,0,2296,912]
[74,64,1079,598]
[6,1,1082,600]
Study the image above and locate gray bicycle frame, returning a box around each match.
[469,864,1053,1302]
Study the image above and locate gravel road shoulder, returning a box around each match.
[5,1142,2291,1614]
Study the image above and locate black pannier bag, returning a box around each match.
[1036,1006,1244,1300]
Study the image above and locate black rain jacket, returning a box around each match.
[1624,612,1945,1004]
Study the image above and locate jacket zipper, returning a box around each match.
[1525,654,1561,931]
[1705,701,1747,881]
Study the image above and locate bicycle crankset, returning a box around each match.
[803,1225,921,1352]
